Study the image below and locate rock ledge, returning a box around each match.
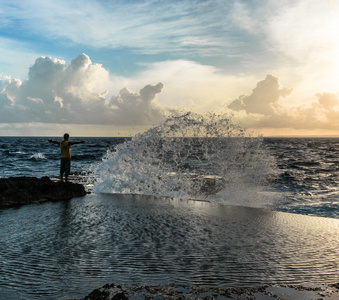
[0,176,87,209]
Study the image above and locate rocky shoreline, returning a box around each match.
[0,176,87,209]
[79,282,339,299]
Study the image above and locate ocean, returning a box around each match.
[1,135,338,219]
[0,116,338,299]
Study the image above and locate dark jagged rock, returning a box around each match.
[111,292,128,300]
[0,176,87,209]
[83,288,110,300]
[81,282,339,299]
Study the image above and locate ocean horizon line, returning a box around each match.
[1,135,339,138]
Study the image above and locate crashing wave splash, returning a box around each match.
[91,113,277,206]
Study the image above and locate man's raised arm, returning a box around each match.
[68,141,85,146]
[48,139,60,145]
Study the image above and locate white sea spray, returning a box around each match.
[91,112,277,206]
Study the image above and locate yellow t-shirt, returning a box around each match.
[60,141,71,159]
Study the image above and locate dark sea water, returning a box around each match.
[0,136,338,219]
[0,133,338,299]
[0,136,126,179]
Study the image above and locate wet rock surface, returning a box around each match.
[79,282,339,299]
[0,176,87,208]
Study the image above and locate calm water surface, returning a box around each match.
[0,194,338,299]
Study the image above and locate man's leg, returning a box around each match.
[60,160,65,182]
[64,159,71,182]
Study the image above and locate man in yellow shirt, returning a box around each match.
[48,133,85,182]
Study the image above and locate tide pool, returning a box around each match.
[0,193,338,299]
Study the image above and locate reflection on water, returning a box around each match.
[0,194,338,299]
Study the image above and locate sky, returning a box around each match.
[0,0,339,137]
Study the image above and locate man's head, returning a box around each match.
[64,133,70,140]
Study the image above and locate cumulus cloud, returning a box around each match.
[316,92,339,109]
[227,75,339,131]
[228,75,292,115]
[109,83,167,125]
[2,53,339,136]
[0,54,169,126]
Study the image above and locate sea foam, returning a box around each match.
[30,152,47,160]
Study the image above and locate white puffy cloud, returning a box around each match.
[227,75,339,132]
[125,60,258,112]
[108,83,167,125]
[316,92,339,110]
[2,53,339,136]
[0,54,169,126]
[228,75,292,115]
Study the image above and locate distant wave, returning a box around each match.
[30,152,47,160]
[10,151,26,155]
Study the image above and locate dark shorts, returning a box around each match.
[60,159,71,175]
